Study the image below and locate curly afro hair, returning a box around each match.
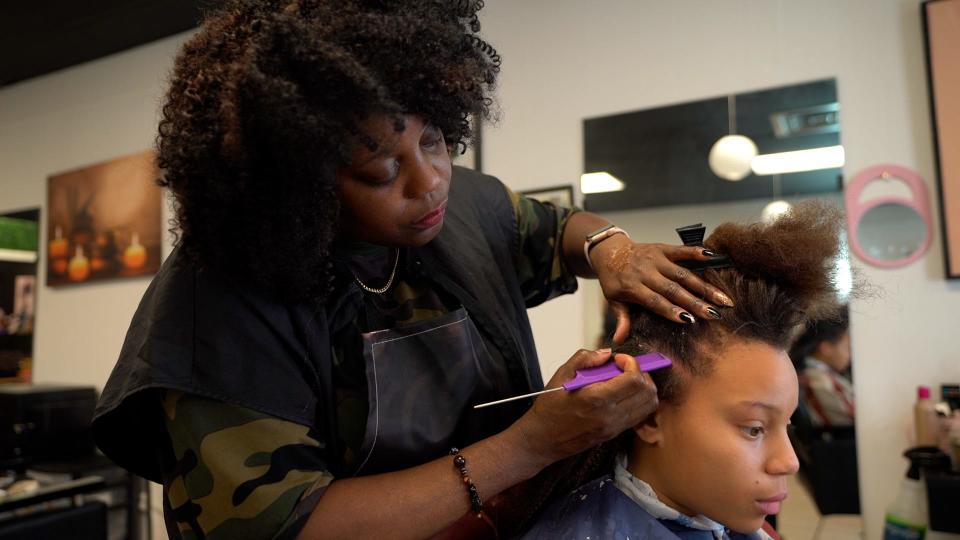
[617,200,848,403]
[157,0,500,305]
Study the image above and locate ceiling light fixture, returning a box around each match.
[709,94,758,182]
[761,174,791,224]
[761,200,792,223]
[751,145,845,176]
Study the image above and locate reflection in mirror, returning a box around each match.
[0,208,39,383]
[790,307,854,428]
[788,305,859,516]
[583,79,842,212]
[857,204,928,262]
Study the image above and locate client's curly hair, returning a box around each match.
[157,0,499,304]
[620,200,847,402]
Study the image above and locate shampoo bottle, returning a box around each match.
[916,386,939,447]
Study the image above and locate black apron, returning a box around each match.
[353,307,518,476]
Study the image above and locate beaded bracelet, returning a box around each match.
[450,447,483,516]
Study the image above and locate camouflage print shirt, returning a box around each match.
[160,189,578,540]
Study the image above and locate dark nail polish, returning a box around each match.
[706,307,722,320]
[702,249,718,257]
[679,312,696,324]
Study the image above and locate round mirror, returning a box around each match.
[845,164,932,268]
[856,203,928,261]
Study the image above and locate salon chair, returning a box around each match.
[789,400,860,516]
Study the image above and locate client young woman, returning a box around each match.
[521,201,846,539]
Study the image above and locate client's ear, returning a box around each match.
[633,411,664,445]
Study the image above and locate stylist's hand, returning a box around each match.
[589,235,734,343]
[513,349,657,465]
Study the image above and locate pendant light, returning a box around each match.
[761,174,792,223]
[709,94,758,181]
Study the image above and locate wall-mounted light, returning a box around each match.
[580,172,625,194]
[751,145,845,176]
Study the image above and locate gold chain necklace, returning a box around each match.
[353,247,400,294]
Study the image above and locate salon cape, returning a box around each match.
[520,454,775,540]
[92,166,571,482]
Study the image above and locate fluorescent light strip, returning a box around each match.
[580,172,625,194]
[0,248,38,263]
[751,145,845,176]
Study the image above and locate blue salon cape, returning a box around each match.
[519,475,767,540]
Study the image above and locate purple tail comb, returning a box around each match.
[474,351,673,409]
[563,352,673,390]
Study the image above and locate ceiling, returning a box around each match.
[0,1,203,88]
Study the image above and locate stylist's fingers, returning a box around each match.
[659,245,735,308]
[606,354,658,426]
[659,243,714,261]
[581,353,646,404]
[617,282,692,324]
[523,352,654,462]
[546,348,613,386]
[648,273,721,323]
[613,354,656,401]
[572,347,613,369]
[610,301,631,345]
[612,351,638,374]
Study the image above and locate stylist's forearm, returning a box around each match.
[561,211,623,277]
[297,423,548,540]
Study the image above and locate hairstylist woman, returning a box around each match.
[91,2,733,538]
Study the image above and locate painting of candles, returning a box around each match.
[46,150,162,286]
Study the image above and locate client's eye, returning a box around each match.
[740,425,765,439]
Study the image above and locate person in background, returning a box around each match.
[521,202,845,539]
[790,312,854,427]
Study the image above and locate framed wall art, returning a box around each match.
[923,0,960,278]
[520,185,575,208]
[46,150,162,286]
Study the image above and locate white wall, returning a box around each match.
[0,34,190,388]
[0,32,192,540]
[479,1,960,538]
[2,2,959,538]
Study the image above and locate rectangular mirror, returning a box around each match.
[583,78,842,212]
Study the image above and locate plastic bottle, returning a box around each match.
[883,465,928,540]
[883,447,954,540]
[916,386,939,447]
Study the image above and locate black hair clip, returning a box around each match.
[675,223,733,272]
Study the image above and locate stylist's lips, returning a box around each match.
[756,493,787,515]
[412,201,447,230]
